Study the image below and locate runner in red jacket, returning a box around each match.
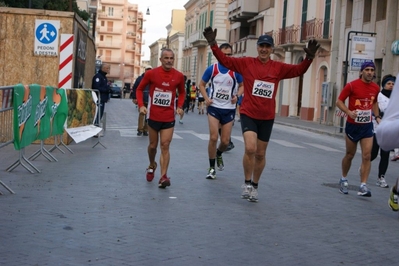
[136,48,186,188]
[203,27,320,202]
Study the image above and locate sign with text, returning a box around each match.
[350,36,376,71]
[34,20,60,56]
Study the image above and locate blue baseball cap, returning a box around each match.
[257,35,274,47]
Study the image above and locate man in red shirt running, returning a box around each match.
[336,61,380,197]
[203,27,320,202]
[136,48,186,188]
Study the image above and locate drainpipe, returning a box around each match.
[328,0,341,127]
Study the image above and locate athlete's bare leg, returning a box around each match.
[147,126,158,167]
[359,136,373,183]
[219,122,233,152]
[342,135,357,178]
[252,139,268,183]
[159,127,174,176]
[242,131,257,182]
[207,115,220,158]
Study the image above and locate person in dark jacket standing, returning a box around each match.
[92,63,111,126]
[132,66,152,136]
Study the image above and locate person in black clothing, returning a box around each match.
[132,66,152,136]
[177,75,188,124]
[184,79,191,113]
[370,74,396,188]
[92,63,111,126]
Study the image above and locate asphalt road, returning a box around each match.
[1,98,399,266]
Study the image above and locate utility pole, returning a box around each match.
[69,0,73,12]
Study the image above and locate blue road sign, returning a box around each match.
[35,23,57,44]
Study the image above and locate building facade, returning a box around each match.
[225,0,399,126]
[145,0,399,127]
[149,38,167,68]
[183,0,230,83]
[166,9,186,72]
[227,0,334,122]
[94,0,144,87]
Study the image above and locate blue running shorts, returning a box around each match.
[345,121,374,142]
[207,105,235,125]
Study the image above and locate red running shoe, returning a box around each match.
[158,175,171,188]
[146,162,157,182]
[391,156,399,162]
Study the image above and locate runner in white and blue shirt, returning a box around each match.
[198,43,244,180]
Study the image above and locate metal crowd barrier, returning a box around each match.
[0,86,15,194]
[91,89,106,149]
[0,86,107,194]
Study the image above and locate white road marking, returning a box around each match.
[191,133,209,140]
[115,129,351,154]
[303,142,342,152]
[231,136,244,142]
[270,139,305,148]
[173,133,183,139]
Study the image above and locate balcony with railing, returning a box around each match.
[276,25,301,46]
[189,31,207,48]
[233,35,258,57]
[127,17,137,24]
[125,45,136,52]
[228,0,259,22]
[98,27,122,35]
[128,4,138,10]
[272,18,333,48]
[101,0,124,5]
[126,32,136,38]
[97,11,123,20]
[301,18,333,41]
[103,57,121,63]
[98,42,122,49]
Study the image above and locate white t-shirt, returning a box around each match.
[376,74,399,151]
[373,92,390,131]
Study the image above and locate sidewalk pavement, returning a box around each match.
[274,115,344,138]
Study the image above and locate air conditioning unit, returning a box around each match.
[321,82,334,107]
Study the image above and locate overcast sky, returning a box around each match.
[129,0,188,60]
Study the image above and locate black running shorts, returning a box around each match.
[148,119,175,132]
[240,114,274,142]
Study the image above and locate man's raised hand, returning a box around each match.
[303,39,320,59]
[203,27,217,46]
